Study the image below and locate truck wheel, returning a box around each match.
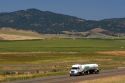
[70,74,73,76]
[78,72,81,76]
[85,71,89,75]
[95,70,99,74]
[81,72,84,75]
[87,71,90,75]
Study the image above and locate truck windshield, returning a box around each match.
[71,67,79,69]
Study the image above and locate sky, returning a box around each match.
[0,0,125,20]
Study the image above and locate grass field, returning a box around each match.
[0,39,125,52]
[0,39,125,82]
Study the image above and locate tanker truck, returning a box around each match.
[69,64,99,76]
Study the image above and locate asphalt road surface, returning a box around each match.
[4,69,125,83]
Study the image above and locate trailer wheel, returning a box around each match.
[84,71,89,75]
[95,70,99,74]
[87,71,90,75]
[81,72,85,75]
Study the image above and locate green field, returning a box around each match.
[0,39,125,52]
[0,39,125,82]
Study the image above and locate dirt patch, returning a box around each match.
[95,59,112,61]
[97,51,125,56]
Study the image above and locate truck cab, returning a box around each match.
[70,64,84,76]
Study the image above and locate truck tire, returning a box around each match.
[84,71,89,75]
[87,71,90,75]
[81,72,85,75]
[95,70,99,74]
[70,74,73,76]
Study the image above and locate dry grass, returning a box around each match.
[78,75,125,83]
[0,74,38,82]
[0,28,41,36]
[97,51,125,56]
[0,75,4,81]
[0,34,44,40]
[0,28,44,40]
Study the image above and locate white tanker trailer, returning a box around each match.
[69,64,99,76]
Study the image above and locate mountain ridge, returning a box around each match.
[0,8,125,37]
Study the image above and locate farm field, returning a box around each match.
[0,39,125,82]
